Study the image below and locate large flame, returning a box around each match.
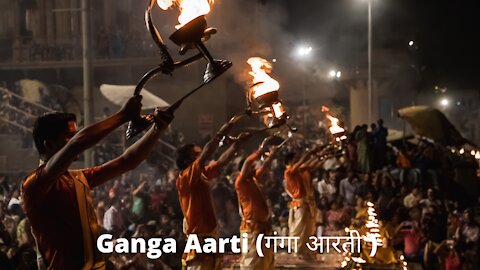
[323,106,345,135]
[157,0,213,29]
[247,57,280,99]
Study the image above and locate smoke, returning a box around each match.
[207,0,292,87]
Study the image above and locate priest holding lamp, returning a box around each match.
[22,97,173,270]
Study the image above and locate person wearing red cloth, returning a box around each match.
[235,141,282,270]
[175,118,251,270]
[22,96,173,270]
[284,146,324,260]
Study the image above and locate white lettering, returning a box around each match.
[97,234,113,253]
[163,238,176,254]
[147,238,162,259]
[230,235,241,253]
[115,238,129,253]
[131,238,146,253]
[184,234,203,253]
[203,238,216,253]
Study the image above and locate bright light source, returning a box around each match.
[272,58,277,63]
[297,46,313,57]
[336,71,342,78]
[440,99,449,107]
[329,70,337,77]
[408,40,414,47]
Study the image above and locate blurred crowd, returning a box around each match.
[0,116,479,270]
[0,85,58,148]
[5,29,156,63]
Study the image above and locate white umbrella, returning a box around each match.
[100,84,169,110]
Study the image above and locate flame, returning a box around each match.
[475,151,480,160]
[326,114,345,135]
[157,0,213,29]
[247,57,280,99]
[272,102,285,119]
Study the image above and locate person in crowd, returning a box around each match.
[21,96,173,269]
[455,209,479,270]
[421,204,447,270]
[372,119,388,170]
[175,117,252,270]
[355,125,372,173]
[103,197,124,235]
[339,168,359,206]
[395,218,424,262]
[403,187,422,209]
[317,169,338,203]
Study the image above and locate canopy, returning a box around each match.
[100,84,169,110]
[398,105,466,147]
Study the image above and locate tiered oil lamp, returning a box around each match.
[218,57,295,145]
[126,0,232,139]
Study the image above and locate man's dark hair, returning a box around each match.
[110,197,119,207]
[284,152,296,166]
[32,112,76,155]
[176,144,195,170]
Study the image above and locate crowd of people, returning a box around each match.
[0,109,479,270]
[0,85,58,148]
[4,28,157,64]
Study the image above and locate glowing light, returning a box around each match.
[297,46,313,57]
[476,151,480,160]
[471,150,476,156]
[324,111,345,135]
[329,70,337,77]
[247,57,280,99]
[459,148,465,155]
[272,102,285,119]
[440,98,449,107]
[336,71,342,78]
[408,40,414,46]
[157,0,214,29]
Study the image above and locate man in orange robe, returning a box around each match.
[235,142,282,270]
[284,147,324,260]
[176,118,251,270]
[22,97,173,270]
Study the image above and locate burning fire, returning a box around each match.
[323,106,345,135]
[247,57,280,99]
[272,102,285,118]
[157,0,214,29]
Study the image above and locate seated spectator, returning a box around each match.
[339,168,359,206]
[317,169,338,203]
[403,187,422,209]
[455,209,479,269]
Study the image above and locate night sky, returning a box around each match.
[266,0,480,89]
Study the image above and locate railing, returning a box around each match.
[0,87,54,112]
[0,117,31,132]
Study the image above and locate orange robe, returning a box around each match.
[176,159,221,269]
[22,166,105,270]
[284,166,316,259]
[235,171,274,270]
